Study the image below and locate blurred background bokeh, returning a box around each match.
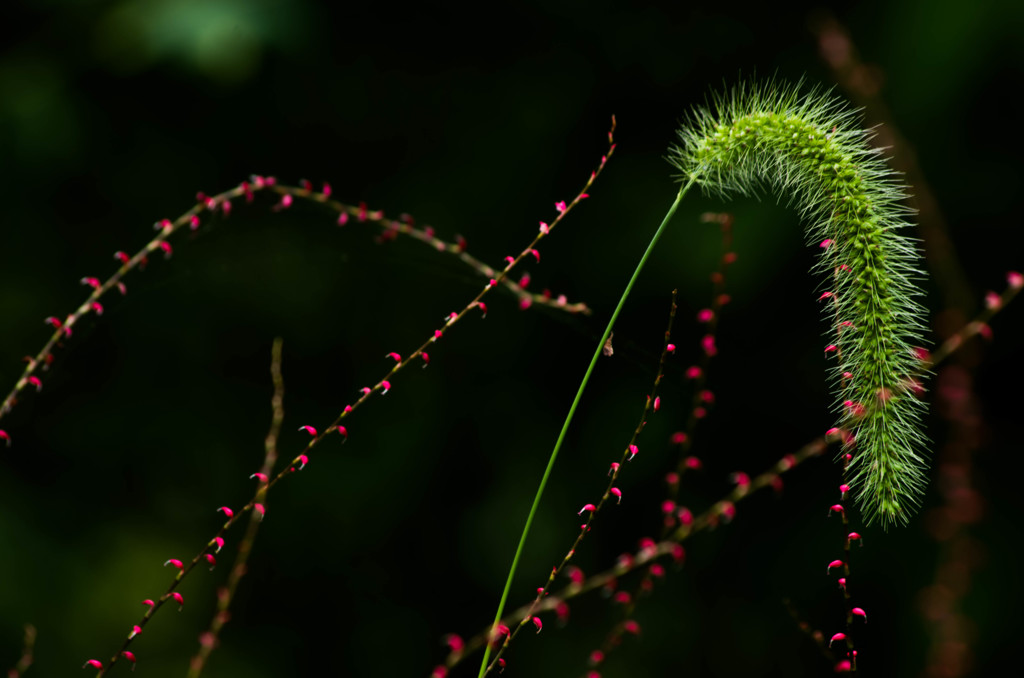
[2,1,1023,676]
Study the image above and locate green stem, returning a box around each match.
[477,178,696,677]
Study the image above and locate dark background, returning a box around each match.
[2,1,1023,676]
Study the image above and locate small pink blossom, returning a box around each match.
[532,616,543,633]
[589,650,605,665]
[298,425,317,437]
[250,472,269,483]
[539,221,549,234]
[1007,271,1023,289]
[128,625,142,639]
[172,592,185,610]
[623,620,640,635]
[701,334,717,356]
[671,431,688,444]
[627,444,638,460]
[254,503,265,520]
[477,302,487,317]
[504,255,515,267]
[141,599,155,608]
[555,201,567,212]
[381,380,391,394]
[825,344,838,353]
[218,506,234,518]
[829,632,846,647]
[530,249,540,262]
[610,487,622,504]
[653,396,661,412]
[114,251,130,264]
[731,472,750,488]
[684,456,701,470]
[212,537,224,553]
[852,607,867,621]
[665,472,679,485]
[829,504,845,516]
[80,276,101,288]
[666,343,676,353]
[697,308,714,322]
[90,302,104,315]
[827,559,845,574]
[608,462,620,476]
[83,660,103,669]
[847,532,862,545]
[122,651,136,669]
[0,430,9,447]
[578,503,597,515]
[297,454,309,470]
[820,239,834,248]
[190,214,201,229]
[165,559,184,569]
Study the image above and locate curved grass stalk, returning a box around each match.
[670,80,929,527]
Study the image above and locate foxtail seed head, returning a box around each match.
[670,80,930,528]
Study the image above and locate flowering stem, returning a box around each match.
[478,177,697,677]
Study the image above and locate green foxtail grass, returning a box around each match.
[670,80,930,527]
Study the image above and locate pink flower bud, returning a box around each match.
[623,620,640,635]
[212,537,224,553]
[297,454,309,470]
[684,456,701,470]
[829,632,846,647]
[117,282,127,295]
[578,503,597,515]
[142,599,155,607]
[818,291,834,301]
[627,444,638,460]
[666,343,676,353]
[671,431,688,444]
[610,487,622,504]
[824,344,838,354]
[835,660,852,672]
[158,241,172,258]
[661,500,676,514]
[701,334,717,356]
[122,651,136,670]
[250,473,269,483]
[337,212,349,226]
[589,650,605,665]
[27,376,42,391]
[847,532,862,545]
[614,591,631,604]
[539,221,549,234]
[697,309,714,323]
[829,504,845,516]
[608,462,620,476]
[254,503,265,520]
[820,239,834,248]
[0,430,9,447]
[852,607,867,621]
[386,352,401,363]
[322,182,332,198]
[555,201,567,212]
[218,506,234,518]
[190,214,201,229]
[204,554,216,570]
[1008,271,1023,289]
[827,559,845,574]
[298,425,317,437]
[443,633,464,654]
[381,380,391,394]
[172,592,184,610]
[477,302,488,317]
[83,659,103,669]
[532,616,543,633]
[128,625,142,639]
[114,251,131,264]
[653,396,661,412]
[90,302,103,315]
[165,559,184,569]
[731,472,750,488]
[665,472,679,485]
[837,577,846,591]
[839,484,850,497]
[430,667,447,678]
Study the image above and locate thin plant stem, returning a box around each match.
[478,177,697,677]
